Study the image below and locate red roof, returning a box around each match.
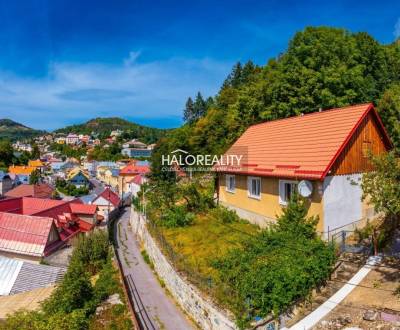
[93,188,120,207]
[69,203,97,215]
[0,212,57,257]
[120,164,150,175]
[5,184,54,199]
[217,104,392,180]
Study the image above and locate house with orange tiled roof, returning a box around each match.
[9,165,35,176]
[216,104,392,237]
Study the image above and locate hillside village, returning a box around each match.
[0,21,400,330]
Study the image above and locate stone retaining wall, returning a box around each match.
[129,207,237,330]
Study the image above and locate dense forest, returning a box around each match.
[152,26,400,177]
[55,117,168,144]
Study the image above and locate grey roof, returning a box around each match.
[79,194,97,204]
[10,262,65,295]
[0,256,65,296]
[0,257,22,295]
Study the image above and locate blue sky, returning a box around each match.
[0,0,400,130]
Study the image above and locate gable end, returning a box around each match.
[328,110,391,176]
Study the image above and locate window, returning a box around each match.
[362,141,372,158]
[226,175,235,193]
[248,176,261,199]
[279,180,298,205]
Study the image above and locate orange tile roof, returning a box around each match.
[8,166,36,176]
[120,164,150,176]
[28,160,44,168]
[216,103,392,180]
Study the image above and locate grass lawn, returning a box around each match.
[159,211,259,280]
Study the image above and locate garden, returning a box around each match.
[55,178,89,197]
[141,177,337,328]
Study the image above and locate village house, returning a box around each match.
[91,187,121,219]
[5,183,54,199]
[66,168,90,187]
[0,197,100,262]
[118,161,150,195]
[216,104,392,237]
[12,141,33,153]
[28,159,46,173]
[121,139,153,158]
[125,174,148,197]
[66,133,79,145]
[8,166,36,183]
[55,137,66,144]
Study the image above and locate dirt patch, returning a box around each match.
[313,258,400,329]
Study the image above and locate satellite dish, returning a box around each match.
[298,180,313,197]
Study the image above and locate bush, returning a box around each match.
[1,231,119,330]
[209,206,240,224]
[160,205,195,228]
[212,198,336,328]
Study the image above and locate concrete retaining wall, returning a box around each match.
[129,208,237,330]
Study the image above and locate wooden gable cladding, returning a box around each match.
[330,112,390,175]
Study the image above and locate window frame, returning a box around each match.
[279,179,298,205]
[247,176,261,200]
[225,174,236,193]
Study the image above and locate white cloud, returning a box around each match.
[394,17,400,39]
[124,50,142,66]
[0,55,232,130]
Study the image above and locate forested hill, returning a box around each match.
[152,26,400,174]
[55,117,168,144]
[0,119,45,141]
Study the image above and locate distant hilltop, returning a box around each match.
[0,119,45,141]
[54,117,169,144]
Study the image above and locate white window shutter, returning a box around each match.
[279,180,285,205]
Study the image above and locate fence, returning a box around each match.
[330,229,372,254]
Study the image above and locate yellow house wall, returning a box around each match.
[219,174,324,232]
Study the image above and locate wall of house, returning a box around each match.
[77,214,96,225]
[323,174,362,236]
[47,225,60,244]
[0,251,41,263]
[218,174,324,232]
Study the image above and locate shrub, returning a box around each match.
[209,206,240,224]
[160,205,195,228]
[212,198,336,328]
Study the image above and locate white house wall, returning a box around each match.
[323,174,362,234]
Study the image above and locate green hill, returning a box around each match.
[0,119,45,141]
[55,117,168,144]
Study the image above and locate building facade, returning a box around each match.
[216,104,391,237]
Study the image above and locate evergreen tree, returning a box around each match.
[183,97,195,123]
[193,92,207,119]
[29,169,41,184]
[230,62,243,87]
[0,140,14,168]
[31,143,40,160]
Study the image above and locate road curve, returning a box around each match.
[114,207,195,330]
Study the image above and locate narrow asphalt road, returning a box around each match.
[115,207,194,330]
